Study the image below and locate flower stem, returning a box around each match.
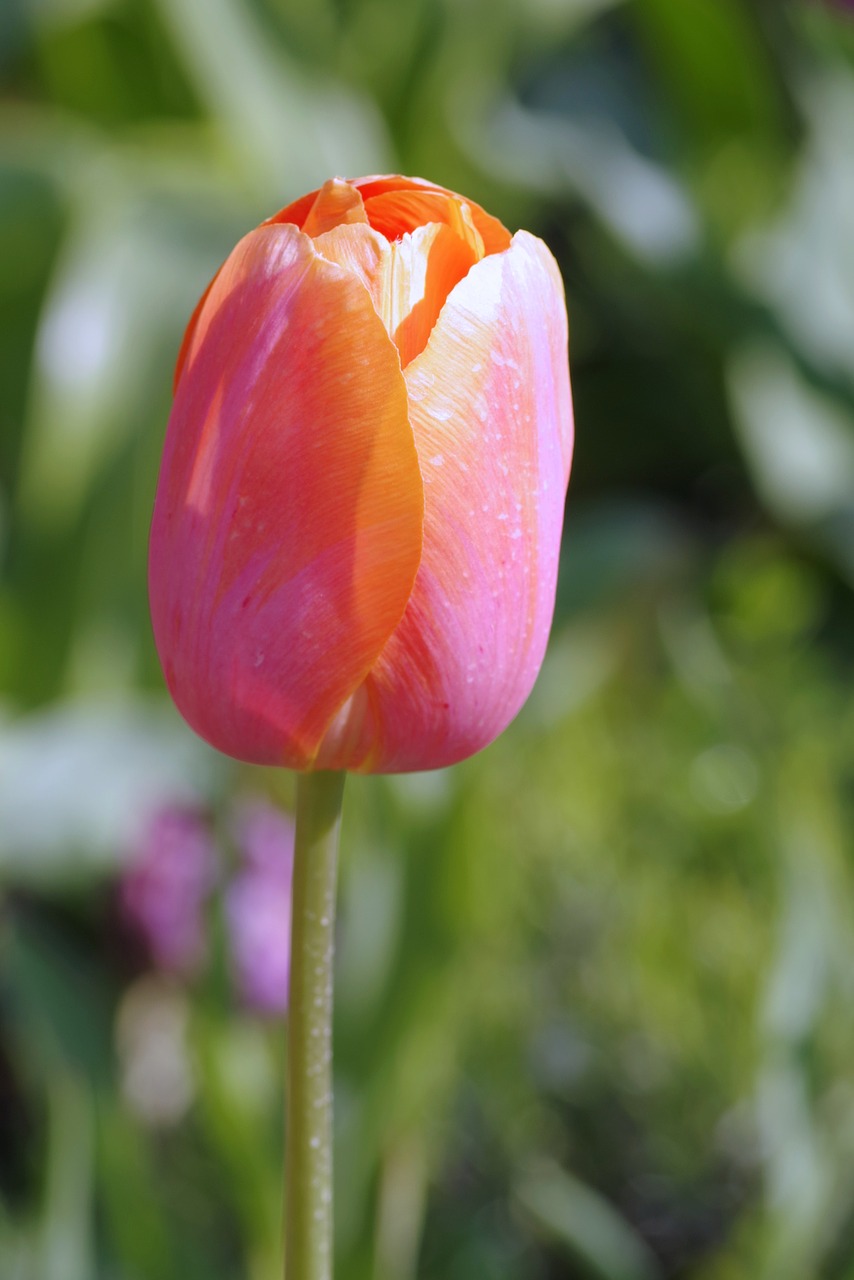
[285,770,345,1280]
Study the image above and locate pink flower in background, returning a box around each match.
[121,797,295,1014]
[121,807,217,974]
[234,798,296,877]
[226,800,295,1015]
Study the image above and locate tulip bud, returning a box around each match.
[149,175,573,772]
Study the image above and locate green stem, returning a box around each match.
[285,770,345,1280]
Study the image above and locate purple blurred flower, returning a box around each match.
[226,872,292,1015]
[234,798,296,877]
[121,807,217,974]
[226,799,295,1015]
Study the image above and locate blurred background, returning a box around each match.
[2,0,854,1277]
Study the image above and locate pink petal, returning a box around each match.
[351,231,573,772]
[149,223,424,768]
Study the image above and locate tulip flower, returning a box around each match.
[149,174,573,1280]
[149,174,573,775]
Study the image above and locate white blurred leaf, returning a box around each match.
[152,0,391,199]
[20,161,231,528]
[727,342,854,525]
[0,698,223,880]
[456,90,699,265]
[525,621,619,726]
[735,70,854,387]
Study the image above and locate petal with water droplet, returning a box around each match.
[350,231,573,771]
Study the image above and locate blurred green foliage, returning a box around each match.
[3,0,854,1277]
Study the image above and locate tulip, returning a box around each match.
[149,174,573,773]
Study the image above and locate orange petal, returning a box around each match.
[363,190,463,240]
[362,191,487,262]
[350,231,572,772]
[262,187,321,231]
[262,176,512,254]
[314,221,480,368]
[384,223,480,367]
[302,178,368,237]
[311,223,390,319]
[445,199,485,259]
[149,223,424,769]
[355,175,512,255]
